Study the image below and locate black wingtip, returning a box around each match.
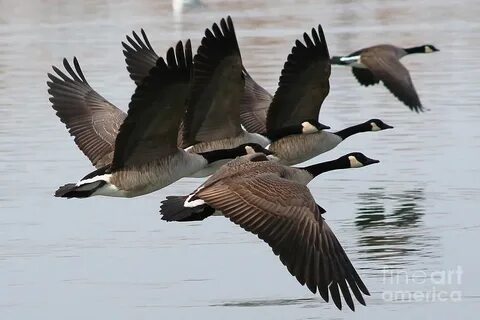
[54,183,77,197]
[160,196,214,222]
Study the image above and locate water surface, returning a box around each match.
[1,0,480,319]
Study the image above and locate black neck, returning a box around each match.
[334,122,369,140]
[266,124,302,142]
[197,148,241,164]
[404,46,425,54]
[302,158,349,178]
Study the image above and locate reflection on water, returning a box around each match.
[355,187,439,268]
[356,188,425,229]
[211,297,316,308]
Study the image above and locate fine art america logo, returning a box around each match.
[382,266,462,302]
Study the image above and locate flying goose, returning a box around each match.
[330,44,439,112]
[51,41,271,198]
[124,17,272,155]
[245,26,392,165]
[123,23,390,166]
[160,152,379,222]
[159,152,379,310]
[180,16,273,153]
[47,57,126,169]
[48,20,275,179]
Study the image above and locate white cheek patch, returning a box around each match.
[245,146,255,154]
[302,122,318,134]
[348,156,363,168]
[425,46,433,53]
[371,122,381,131]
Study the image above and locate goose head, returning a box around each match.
[301,152,379,178]
[405,44,439,55]
[301,120,330,134]
[266,120,330,142]
[334,119,392,140]
[423,44,439,53]
[343,152,380,168]
[367,119,394,132]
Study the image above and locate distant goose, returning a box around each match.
[50,41,271,198]
[330,44,439,112]
[160,152,379,310]
[124,23,391,166]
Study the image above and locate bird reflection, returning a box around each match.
[354,187,439,267]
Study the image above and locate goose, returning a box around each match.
[160,152,379,221]
[241,26,393,165]
[123,17,272,155]
[159,152,379,311]
[123,22,391,166]
[48,19,277,178]
[50,41,272,199]
[330,44,439,112]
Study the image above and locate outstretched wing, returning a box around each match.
[196,172,369,311]
[361,49,423,112]
[122,29,160,85]
[47,57,126,168]
[181,16,244,147]
[239,66,272,135]
[112,41,193,170]
[351,67,380,87]
[267,25,331,132]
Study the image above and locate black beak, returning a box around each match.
[383,124,394,129]
[318,123,331,130]
[364,158,380,165]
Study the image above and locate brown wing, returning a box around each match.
[240,66,272,135]
[112,41,193,170]
[351,67,380,87]
[47,57,126,168]
[122,29,160,85]
[196,173,369,311]
[181,16,244,148]
[266,25,331,132]
[361,50,424,112]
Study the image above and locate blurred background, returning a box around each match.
[1,0,479,319]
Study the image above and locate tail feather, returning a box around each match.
[54,181,106,198]
[160,196,214,222]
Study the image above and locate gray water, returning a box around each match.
[1,0,480,319]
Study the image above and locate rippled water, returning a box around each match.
[1,0,480,319]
